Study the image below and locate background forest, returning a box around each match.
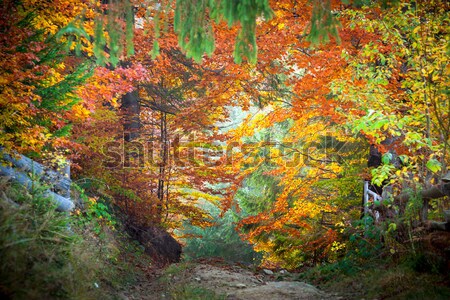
[1,0,449,299]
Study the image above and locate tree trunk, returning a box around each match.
[121,90,140,142]
[395,183,450,229]
[395,183,450,205]
[157,111,167,218]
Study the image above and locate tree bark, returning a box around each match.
[157,111,168,218]
[121,90,140,142]
[394,183,450,226]
[395,183,450,205]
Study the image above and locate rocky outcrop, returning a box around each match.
[0,149,73,211]
[126,224,182,265]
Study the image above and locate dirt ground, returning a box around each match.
[119,262,341,300]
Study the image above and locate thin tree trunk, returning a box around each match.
[157,111,167,219]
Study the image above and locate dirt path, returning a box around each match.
[120,263,341,300]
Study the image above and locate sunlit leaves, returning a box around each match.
[0,0,93,153]
[336,0,449,190]
[426,158,442,173]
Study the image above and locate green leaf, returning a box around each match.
[388,222,397,232]
[426,159,442,173]
[382,153,392,165]
[398,155,409,165]
[373,118,388,130]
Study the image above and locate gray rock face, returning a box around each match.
[0,150,73,212]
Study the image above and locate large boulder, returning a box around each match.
[126,224,182,264]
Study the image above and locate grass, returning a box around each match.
[300,256,450,300]
[0,179,147,299]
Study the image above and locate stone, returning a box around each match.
[263,269,274,275]
[125,224,182,264]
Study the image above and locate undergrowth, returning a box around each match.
[301,258,450,300]
[299,216,450,300]
[0,178,148,299]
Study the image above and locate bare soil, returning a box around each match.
[119,262,341,300]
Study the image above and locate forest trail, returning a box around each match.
[120,262,341,300]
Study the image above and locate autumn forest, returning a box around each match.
[1,0,449,299]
